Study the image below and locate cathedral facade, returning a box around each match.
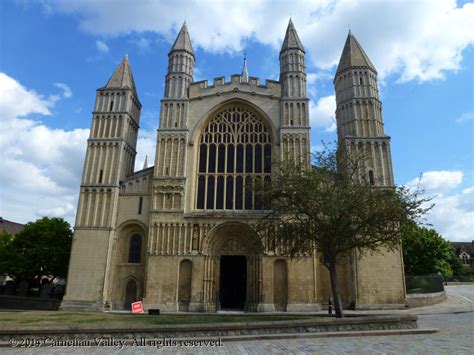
[61,21,406,312]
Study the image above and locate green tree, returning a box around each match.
[0,217,73,282]
[257,145,431,318]
[401,221,461,276]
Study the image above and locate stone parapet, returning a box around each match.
[0,315,419,341]
[189,75,281,100]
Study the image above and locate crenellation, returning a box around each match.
[189,75,281,100]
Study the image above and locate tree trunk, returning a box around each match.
[328,262,344,318]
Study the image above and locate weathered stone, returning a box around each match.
[62,22,406,313]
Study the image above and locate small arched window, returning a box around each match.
[128,234,142,263]
[461,252,470,265]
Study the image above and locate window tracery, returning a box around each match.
[196,106,271,210]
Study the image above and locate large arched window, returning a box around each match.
[128,234,142,263]
[196,105,271,210]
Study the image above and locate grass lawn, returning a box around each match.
[0,311,317,329]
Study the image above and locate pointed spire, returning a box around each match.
[336,31,376,74]
[241,51,249,83]
[105,55,138,97]
[143,155,148,169]
[170,22,194,56]
[281,18,304,52]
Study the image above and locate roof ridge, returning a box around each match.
[104,55,138,97]
[281,19,304,52]
[336,32,376,74]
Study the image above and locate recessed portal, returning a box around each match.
[123,280,137,310]
[220,255,246,310]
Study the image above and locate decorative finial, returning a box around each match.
[241,50,249,83]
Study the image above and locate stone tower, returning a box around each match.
[334,32,405,307]
[279,19,310,167]
[62,56,142,310]
[153,22,194,208]
[334,31,394,186]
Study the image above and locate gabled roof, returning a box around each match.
[170,22,194,56]
[451,241,474,256]
[0,217,24,235]
[104,55,138,97]
[281,19,304,52]
[336,31,376,74]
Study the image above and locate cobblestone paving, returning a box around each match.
[3,286,473,354]
[4,312,473,354]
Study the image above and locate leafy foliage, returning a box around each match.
[401,220,462,276]
[0,217,72,282]
[256,144,432,317]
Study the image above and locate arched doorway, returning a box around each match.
[123,280,137,310]
[202,222,263,312]
[220,255,246,309]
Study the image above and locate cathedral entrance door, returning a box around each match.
[123,280,137,310]
[219,256,246,310]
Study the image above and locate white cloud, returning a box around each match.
[456,111,474,123]
[307,73,317,85]
[405,171,473,242]
[0,72,51,118]
[37,203,75,218]
[426,186,474,242]
[134,129,156,172]
[53,82,72,98]
[0,72,89,225]
[96,40,109,53]
[407,170,463,194]
[136,37,150,50]
[307,72,318,97]
[42,0,474,82]
[309,95,336,132]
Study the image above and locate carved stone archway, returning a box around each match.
[201,221,263,312]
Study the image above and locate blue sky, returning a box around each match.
[0,0,473,241]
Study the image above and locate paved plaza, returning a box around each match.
[3,286,473,354]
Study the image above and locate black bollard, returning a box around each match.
[328,299,332,315]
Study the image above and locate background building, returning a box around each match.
[451,241,474,268]
[0,217,24,235]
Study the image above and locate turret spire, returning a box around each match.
[105,55,138,97]
[143,155,148,169]
[281,18,304,52]
[241,51,249,83]
[336,31,376,74]
[170,22,194,57]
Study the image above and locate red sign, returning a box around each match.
[131,301,143,314]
